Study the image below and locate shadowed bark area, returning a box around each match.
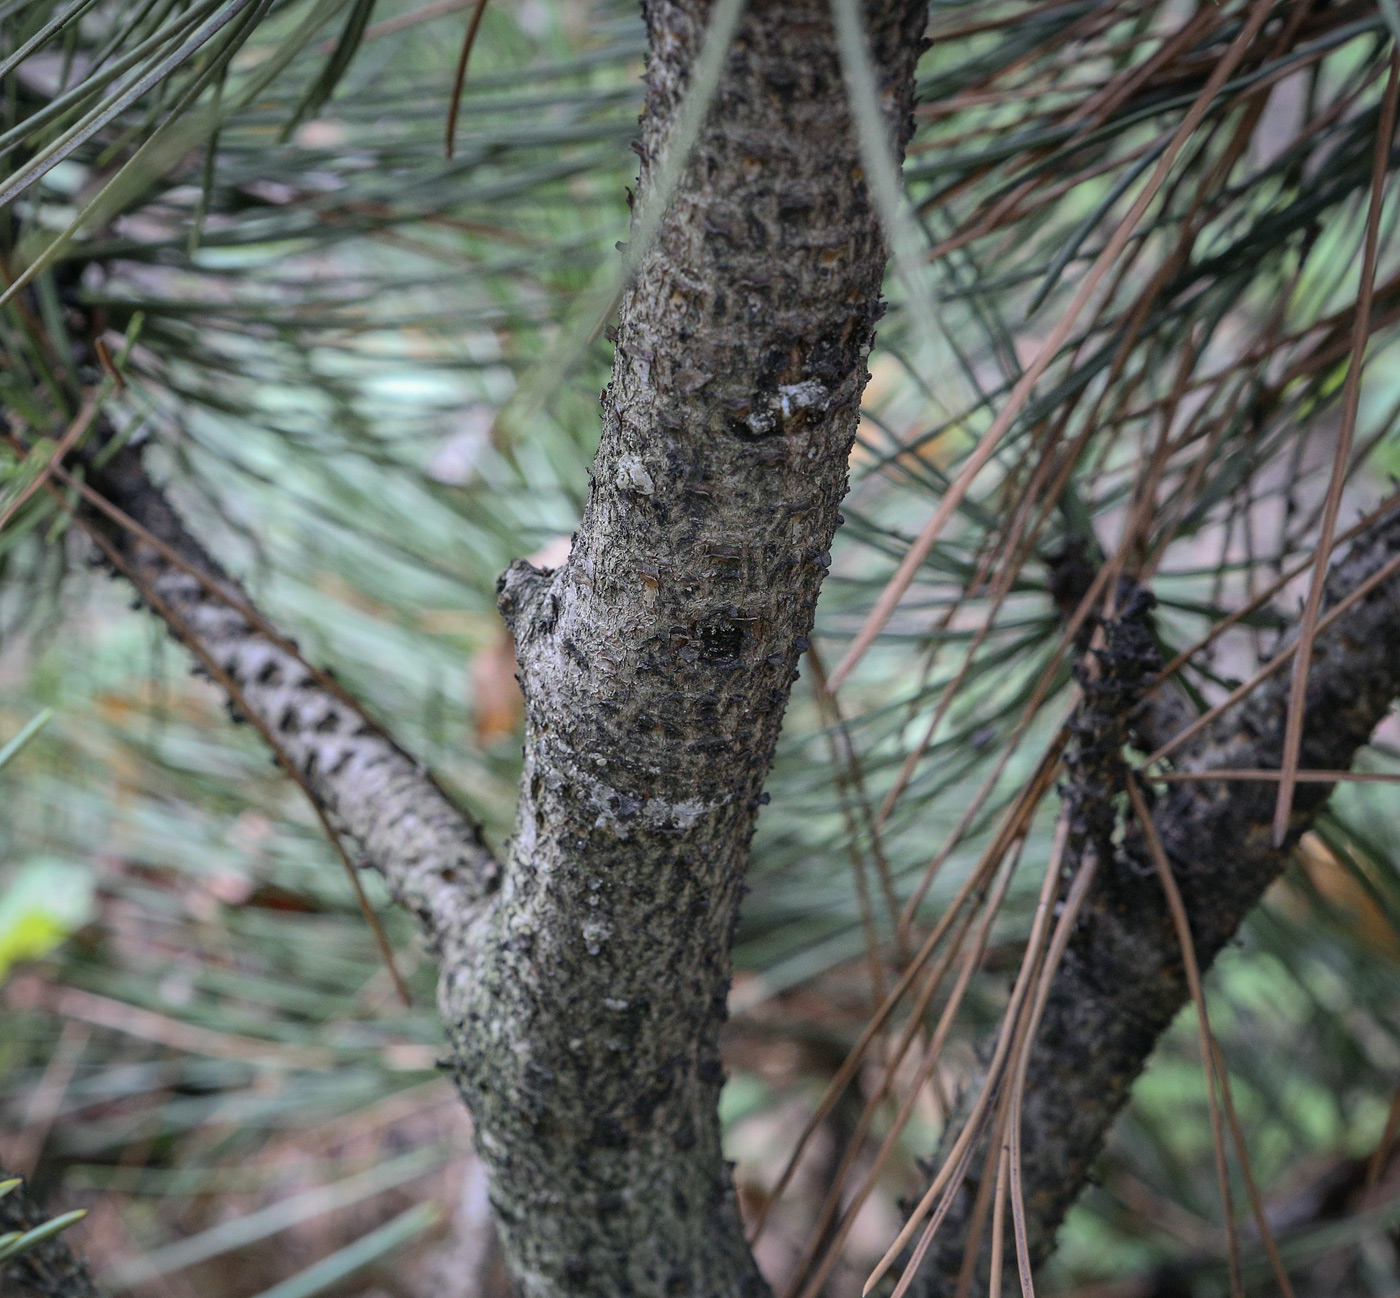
[78,441,496,967]
[442,0,925,1292]
[911,510,1400,1296]
[0,1170,98,1298]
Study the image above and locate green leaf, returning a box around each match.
[0,857,94,983]
[103,1146,449,1291]
[0,710,53,770]
[283,0,379,135]
[0,1209,88,1263]
[245,1203,441,1298]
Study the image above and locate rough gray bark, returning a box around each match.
[78,441,496,967]
[0,1169,98,1298]
[441,0,925,1292]
[911,510,1400,1296]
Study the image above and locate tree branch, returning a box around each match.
[913,508,1400,1295]
[76,439,498,964]
[440,0,926,1291]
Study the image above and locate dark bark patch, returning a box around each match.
[696,612,748,665]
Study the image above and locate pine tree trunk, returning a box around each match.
[441,0,925,1291]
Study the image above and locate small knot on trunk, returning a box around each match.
[497,559,558,645]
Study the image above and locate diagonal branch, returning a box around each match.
[72,437,498,964]
[912,506,1400,1295]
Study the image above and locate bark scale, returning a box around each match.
[443,0,925,1292]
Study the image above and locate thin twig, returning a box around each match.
[1148,543,1400,766]
[1149,768,1400,784]
[1127,778,1243,1298]
[445,0,493,159]
[1273,53,1400,846]
[0,391,103,533]
[871,817,1070,1297]
[828,0,1276,693]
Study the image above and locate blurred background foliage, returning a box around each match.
[3,0,1400,1294]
